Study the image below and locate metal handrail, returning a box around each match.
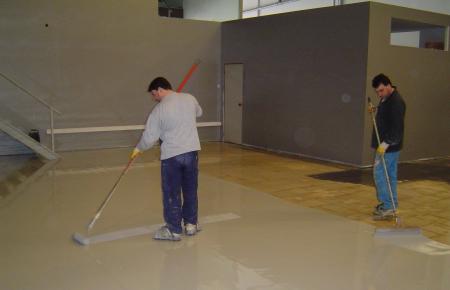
[0,72,62,114]
[0,71,62,152]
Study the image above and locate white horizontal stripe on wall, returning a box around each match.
[46,122,222,135]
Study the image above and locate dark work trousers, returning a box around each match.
[161,151,199,234]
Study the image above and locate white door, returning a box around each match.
[224,64,243,144]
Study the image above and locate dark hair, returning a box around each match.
[372,74,392,88]
[148,77,172,92]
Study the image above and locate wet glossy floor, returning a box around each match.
[200,144,450,245]
[0,143,449,290]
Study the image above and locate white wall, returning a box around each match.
[244,0,281,10]
[390,31,421,47]
[261,0,334,16]
[184,0,240,21]
[344,0,450,15]
[243,0,450,18]
[243,0,334,18]
[243,10,259,18]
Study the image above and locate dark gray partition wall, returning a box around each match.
[223,3,371,166]
[362,3,450,165]
[223,2,450,167]
[0,1,221,151]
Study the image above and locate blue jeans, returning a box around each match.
[161,151,199,234]
[373,151,399,210]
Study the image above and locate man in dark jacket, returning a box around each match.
[370,74,406,219]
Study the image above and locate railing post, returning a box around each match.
[50,109,55,152]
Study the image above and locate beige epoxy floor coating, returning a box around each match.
[1,144,449,290]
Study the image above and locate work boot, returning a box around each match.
[153,225,181,241]
[185,223,201,236]
[373,208,396,220]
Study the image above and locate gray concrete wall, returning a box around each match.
[362,3,450,165]
[0,0,222,151]
[223,3,370,166]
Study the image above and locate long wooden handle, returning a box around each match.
[87,156,137,231]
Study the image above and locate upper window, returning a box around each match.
[243,0,338,18]
[158,0,240,22]
[158,0,183,18]
[390,18,448,51]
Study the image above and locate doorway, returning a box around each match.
[224,64,244,144]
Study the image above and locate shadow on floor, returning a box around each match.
[309,158,450,186]
[0,154,35,180]
[0,155,45,205]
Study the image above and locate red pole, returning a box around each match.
[177,59,201,92]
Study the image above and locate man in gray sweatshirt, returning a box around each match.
[131,77,202,241]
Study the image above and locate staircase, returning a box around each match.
[0,131,33,155]
[1,71,61,160]
[0,120,59,160]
